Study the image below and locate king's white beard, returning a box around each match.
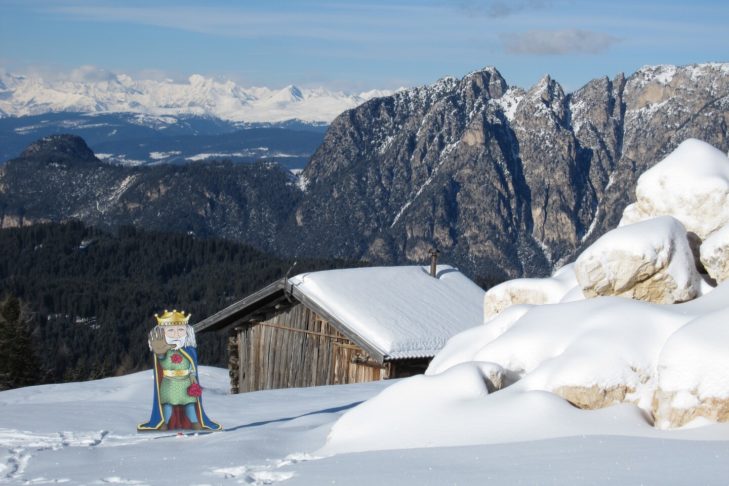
[165,337,186,350]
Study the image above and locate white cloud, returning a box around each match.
[502,29,620,55]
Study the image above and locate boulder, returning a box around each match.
[620,138,729,240]
[653,308,729,428]
[700,223,729,283]
[575,216,701,304]
[483,264,577,320]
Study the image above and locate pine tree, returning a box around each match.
[0,296,41,390]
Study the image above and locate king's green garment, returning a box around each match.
[159,349,196,405]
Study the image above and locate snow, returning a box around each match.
[657,306,729,400]
[620,138,729,239]
[491,87,524,122]
[289,265,485,359]
[0,367,391,485]
[3,368,728,485]
[0,69,393,123]
[186,151,255,161]
[148,151,181,160]
[653,65,678,85]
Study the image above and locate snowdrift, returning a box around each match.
[323,138,729,454]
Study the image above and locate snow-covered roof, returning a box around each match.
[289,265,485,360]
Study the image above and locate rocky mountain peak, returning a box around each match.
[460,67,508,99]
[19,134,99,165]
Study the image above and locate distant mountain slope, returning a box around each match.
[0,112,326,167]
[0,135,301,249]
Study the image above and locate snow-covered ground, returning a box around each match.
[0,367,389,485]
[1,366,728,485]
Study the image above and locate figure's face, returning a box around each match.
[164,325,187,349]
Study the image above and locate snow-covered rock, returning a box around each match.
[324,282,729,455]
[483,264,577,320]
[700,223,729,283]
[427,304,532,376]
[575,216,701,304]
[620,139,729,240]
[432,295,691,410]
[653,306,729,428]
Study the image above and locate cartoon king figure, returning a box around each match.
[138,310,221,432]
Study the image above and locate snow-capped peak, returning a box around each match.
[268,85,305,104]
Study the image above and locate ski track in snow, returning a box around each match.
[0,429,112,483]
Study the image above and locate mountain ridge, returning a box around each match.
[289,62,729,279]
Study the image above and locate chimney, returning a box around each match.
[429,248,440,278]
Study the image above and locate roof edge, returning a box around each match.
[194,279,286,333]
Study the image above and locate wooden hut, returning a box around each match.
[194,265,485,394]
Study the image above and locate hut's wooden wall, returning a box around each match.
[235,303,390,393]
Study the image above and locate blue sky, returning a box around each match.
[1,0,727,92]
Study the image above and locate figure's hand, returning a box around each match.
[149,327,173,355]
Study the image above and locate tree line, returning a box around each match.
[0,221,361,388]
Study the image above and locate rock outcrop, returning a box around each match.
[575,216,701,304]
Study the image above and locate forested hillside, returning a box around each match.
[0,221,360,386]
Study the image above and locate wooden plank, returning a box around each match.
[258,322,351,341]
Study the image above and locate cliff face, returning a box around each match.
[291,64,729,280]
[2,64,728,281]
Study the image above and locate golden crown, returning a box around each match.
[154,309,191,326]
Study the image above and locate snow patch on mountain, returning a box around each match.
[491,87,525,122]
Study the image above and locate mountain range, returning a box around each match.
[0,70,392,123]
[1,63,727,281]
